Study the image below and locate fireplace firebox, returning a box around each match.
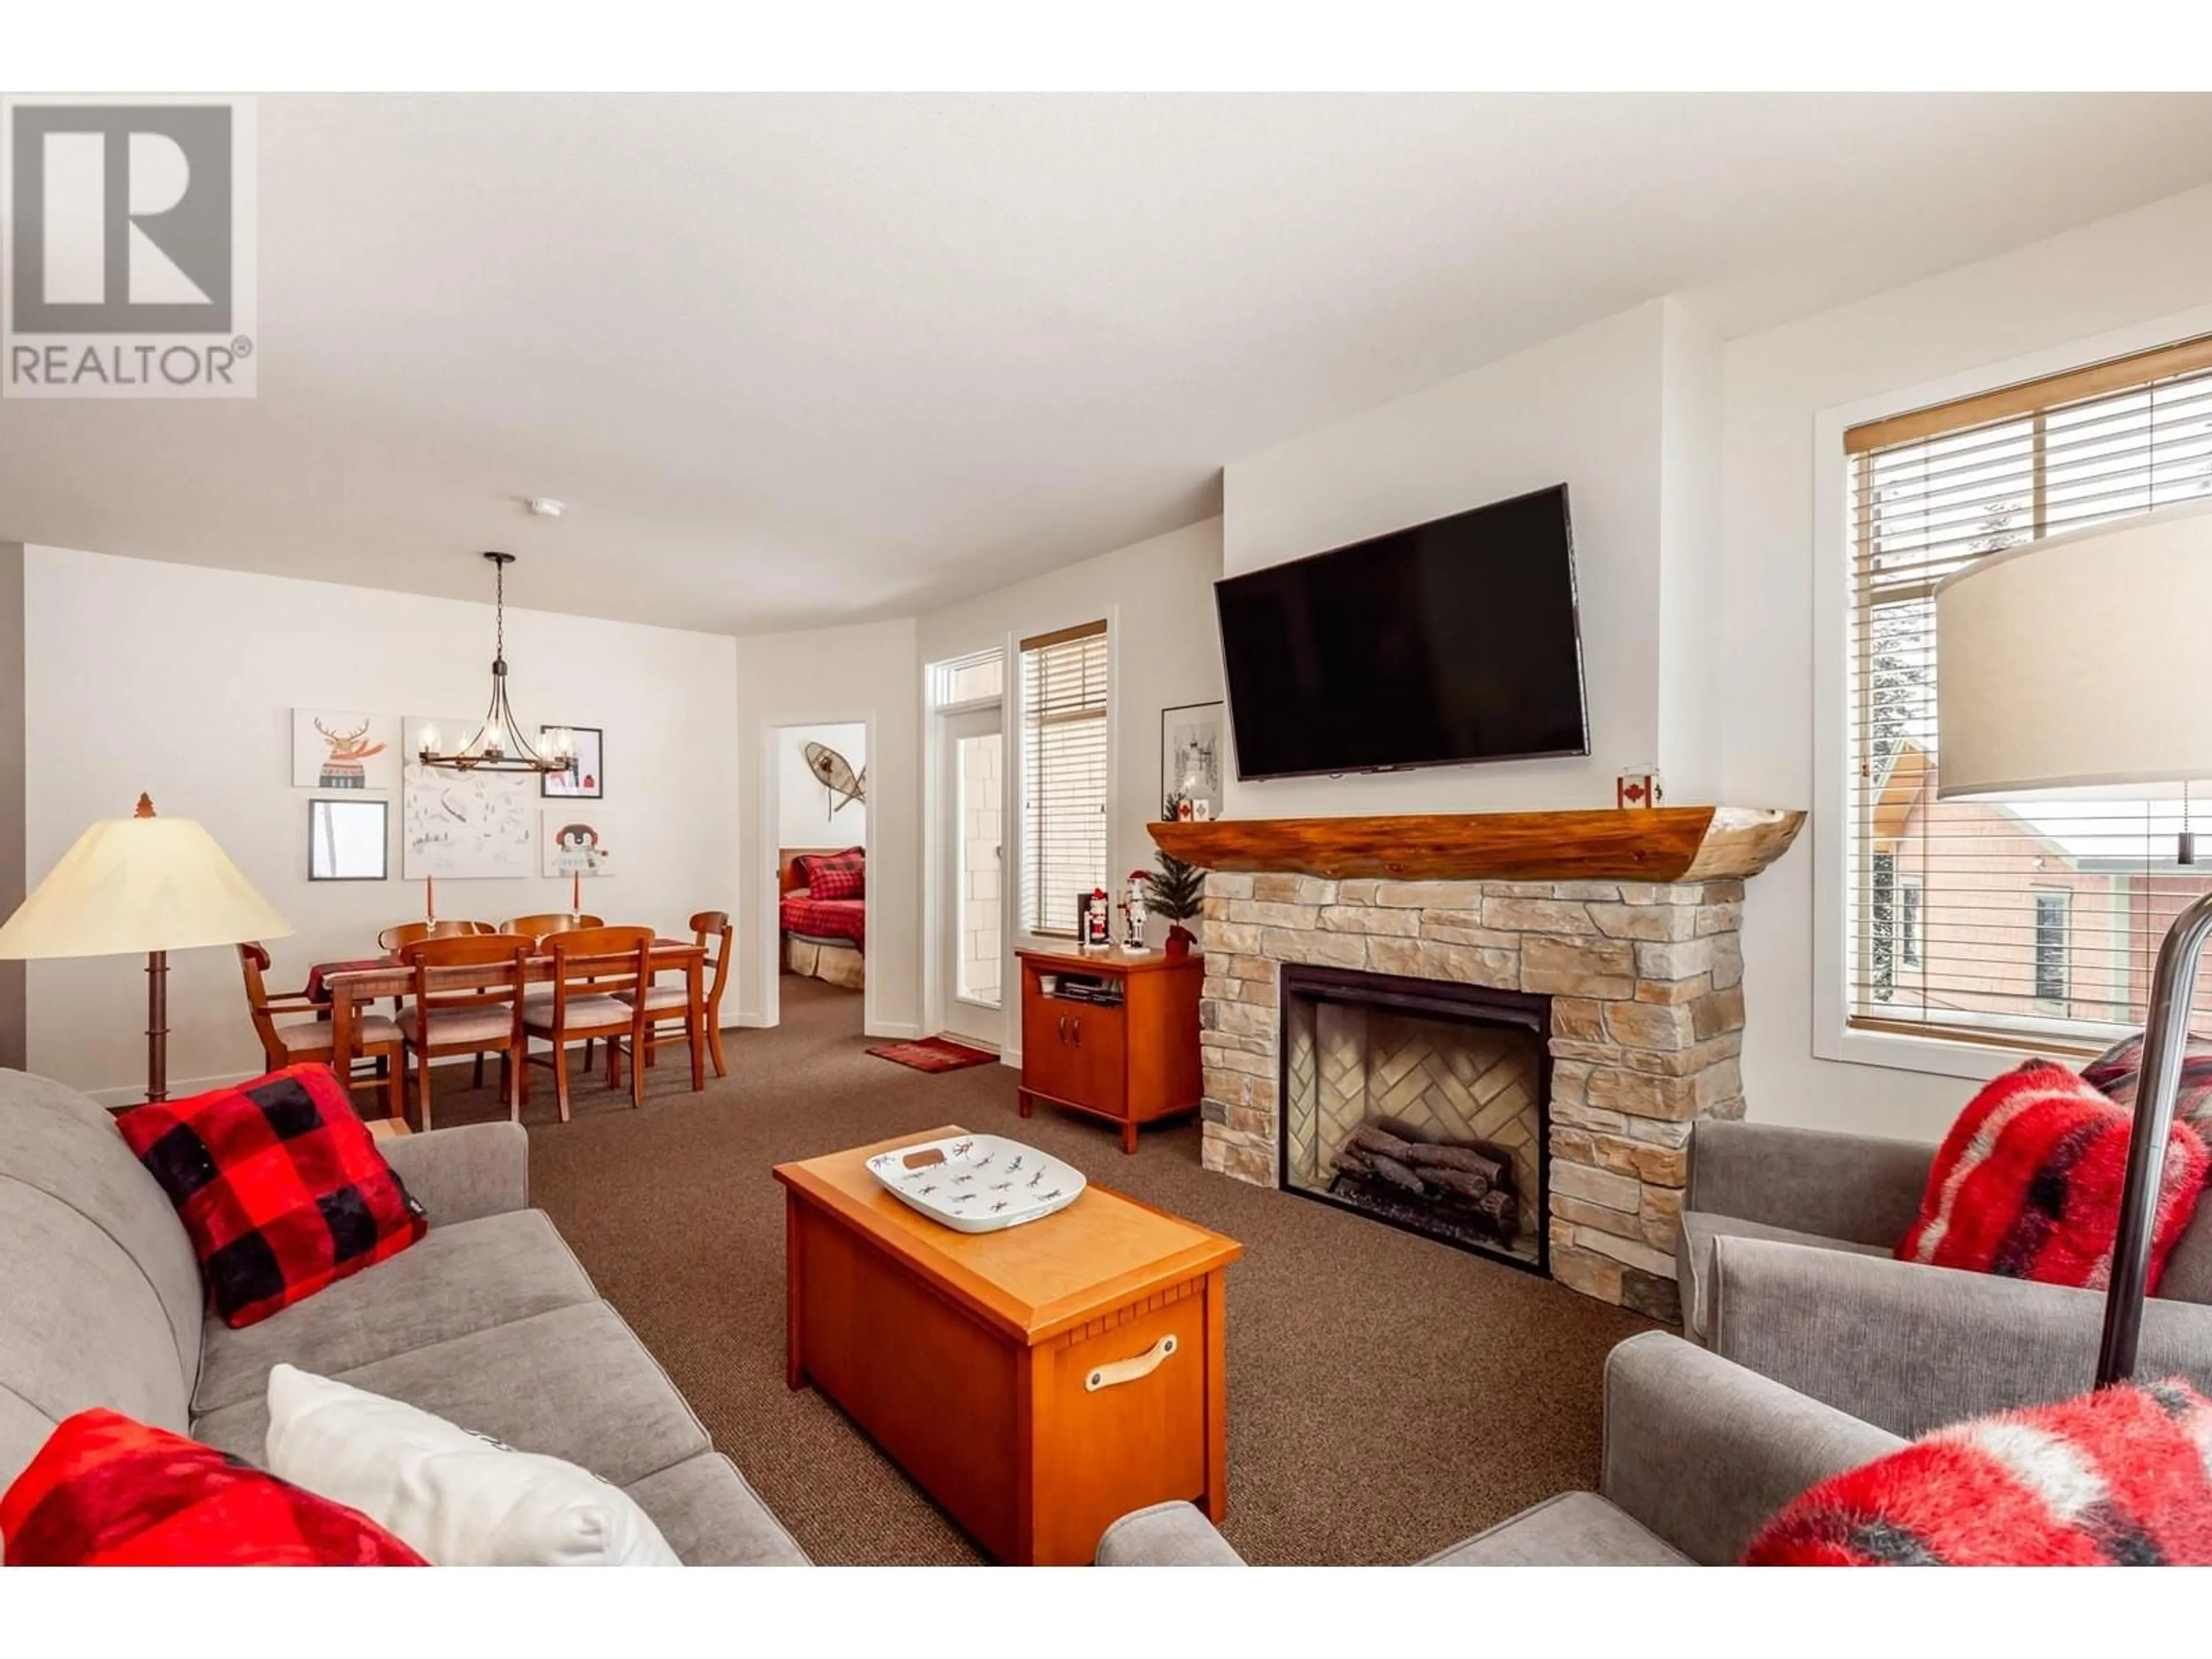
[1278,963,1549,1275]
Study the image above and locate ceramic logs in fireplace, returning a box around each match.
[1327,1120,1523,1251]
[1278,963,1549,1274]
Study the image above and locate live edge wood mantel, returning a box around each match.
[1147,805,1805,884]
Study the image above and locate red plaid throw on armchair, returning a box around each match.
[118,1063,426,1328]
[1897,1059,2210,1291]
[2083,1029,2212,1131]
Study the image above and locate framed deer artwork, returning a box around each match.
[291,710,401,791]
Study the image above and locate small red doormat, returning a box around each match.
[868,1036,998,1074]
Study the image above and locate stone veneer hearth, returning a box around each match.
[1197,873,1747,1322]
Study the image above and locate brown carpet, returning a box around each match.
[425,976,1654,1565]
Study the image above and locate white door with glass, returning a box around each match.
[940,705,1005,1048]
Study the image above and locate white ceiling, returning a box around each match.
[7,92,2212,635]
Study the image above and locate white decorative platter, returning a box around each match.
[865,1134,1087,1234]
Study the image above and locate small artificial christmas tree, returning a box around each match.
[1140,850,1206,959]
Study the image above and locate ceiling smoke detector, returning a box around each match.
[524,497,565,518]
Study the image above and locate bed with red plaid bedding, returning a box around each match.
[780,893,866,949]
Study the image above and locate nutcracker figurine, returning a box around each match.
[1084,887,1112,948]
[1123,870,1149,949]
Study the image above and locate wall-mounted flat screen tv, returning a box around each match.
[1214,484,1589,781]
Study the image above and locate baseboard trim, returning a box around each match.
[85,1073,243,1109]
[72,1036,740,1110]
[83,1054,486,1109]
[866,1021,923,1041]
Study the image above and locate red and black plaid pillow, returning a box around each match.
[807,847,866,901]
[1,1408,425,1565]
[117,1064,426,1329]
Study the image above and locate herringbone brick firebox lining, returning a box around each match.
[1284,1003,1543,1261]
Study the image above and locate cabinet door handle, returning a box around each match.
[1086,1334,1178,1392]
[1056,1014,1068,1044]
[1071,1016,1082,1046]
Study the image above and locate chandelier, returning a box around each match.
[416,551,574,775]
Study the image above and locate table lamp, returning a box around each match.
[1936,498,2212,1385]
[0,795,292,1105]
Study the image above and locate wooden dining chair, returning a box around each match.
[502,912,605,940]
[398,933,533,1131]
[522,926,653,1120]
[377,919,498,952]
[378,921,503,1082]
[625,910,730,1081]
[237,944,405,1120]
[505,914,611,1065]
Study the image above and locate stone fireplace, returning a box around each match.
[1194,867,1760,1322]
[1279,964,1549,1271]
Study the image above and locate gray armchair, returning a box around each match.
[1095,1331,1902,1566]
[1680,1119,2212,1437]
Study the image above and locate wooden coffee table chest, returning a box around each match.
[774,1126,1241,1565]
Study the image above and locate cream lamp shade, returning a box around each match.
[1936,499,2212,799]
[0,802,291,960]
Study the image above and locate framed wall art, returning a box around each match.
[291,710,400,791]
[400,715,536,880]
[1161,701,1225,823]
[308,798,389,881]
[541,725,604,799]
[543,808,615,877]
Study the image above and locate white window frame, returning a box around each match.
[931,646,1006,714]
[1811,302,2212,1081]
[1012,613,1120,945]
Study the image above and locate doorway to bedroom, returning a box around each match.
[774,721,869,1033]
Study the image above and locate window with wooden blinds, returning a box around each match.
[1019,620,1109,937]
[1847,334,2212,1051]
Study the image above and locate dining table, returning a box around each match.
[318,940,707,1130]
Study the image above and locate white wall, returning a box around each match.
[22,546,740,1102]
[1219,298,1729,816]
[733,618,919,1036]
[1656,299,1726,804]
[775,721,867,850]
[916,518,1225,1048]
[1721,181,2212,1141]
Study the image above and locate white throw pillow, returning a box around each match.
[263,1364,682,1566]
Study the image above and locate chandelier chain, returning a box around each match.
[416,551,565,775]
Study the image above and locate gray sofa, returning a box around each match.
[0,1067,805,1565]
[1096,1330,1902,1565]
[1677,1119,2212,1437]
